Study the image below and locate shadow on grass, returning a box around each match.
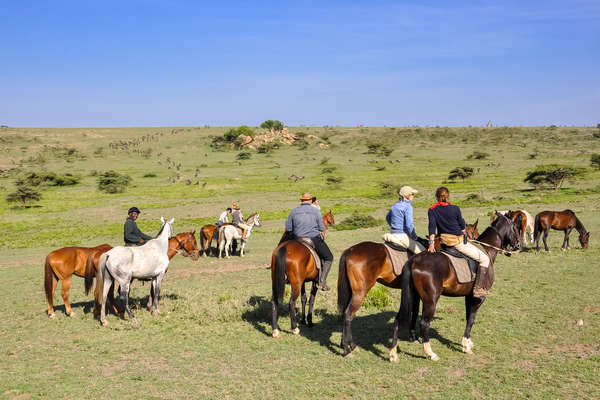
[241,295,461,360]
[52,293,181,317]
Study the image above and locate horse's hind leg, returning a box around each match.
[306,282,318,327]
[151,273,165,315]
[47,276,58,319]
[420,299,440,361]
[300,283,307,325]
[271,297,281,337]
[342,293,366,357]
[100,273,114,326]
[462,295,484,354]
[119,282,137,322]
[542,229,550,252]
[61,276,75,317]
[289,284,301,335]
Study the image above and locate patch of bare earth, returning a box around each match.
[583,305,600,313]
[447,367,466,377]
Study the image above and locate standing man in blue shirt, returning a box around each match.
[285,192,334,291]
[384,186,425,253]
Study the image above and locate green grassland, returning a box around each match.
[0,126,599,399]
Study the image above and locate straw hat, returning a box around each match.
[231,202,240,210]
[399,186,418,198]
[300,192,313,201]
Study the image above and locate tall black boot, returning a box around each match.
[318,260,333,291]
[472,266,490,299]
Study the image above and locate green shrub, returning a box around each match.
[260,120,284,133]
[326,176,343,184]
[6,185,42,207]
[143,173,157,178]
[336,212,379,230]
[321,166,337,174]
[366,142,393,157]
[97,170,131,193]
[257,143,279,154]
[524,164,586,191]
[448,167,474,181]
[16,172,80,187]
[362,285,392,309]
[591,154,600,170]
[237,151,251,160]
[466,151,489,160]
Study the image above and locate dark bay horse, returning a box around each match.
[389,214,521,362]
[45,244,114,318]
[337,221,479,357]
[534,210,589,252]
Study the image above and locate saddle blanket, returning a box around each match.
[297,238,321,272]
[441,249,477,284]
[382,243,410,276]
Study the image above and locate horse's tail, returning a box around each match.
[94,253,109,306]
[533,213,542,242]
[199,226,207,251]
[84,251,97,296]
[398,258,416,330]
[337,249,351,314]
[272,245,287,304]
[44,255,55,306]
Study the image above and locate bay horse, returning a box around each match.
[44,243,114,319]
[218,213,261,258]
[534,210,589,252]
[96,218,174,326]
[389,213,521,362]
[337,221,479,357]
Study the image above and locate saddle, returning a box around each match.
[296,237,322,272]
[440,245,478,283]
[382,242,410,276]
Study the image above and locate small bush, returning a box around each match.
[319,157,330,165]
[326,176,343,184]
[16,172,80,187]
[6,185,42,207]
[49,146,86,162]
[257,143,279,154]
[591,154,600,170]
[448,167,474,181]
[97,170,131,193]
[93,146,104,156]
[362,285,392,309]
[466,151,489,160]
[379,181,399,197]
[237,151,251,160]
[260,120,284,133]
[366,142,393,157]
[336,212,379,230]
[143,173,157,178]
[321,166,337,174]
[293,139,308,150]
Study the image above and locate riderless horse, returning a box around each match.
[492,209,534,244]
[218,213,261,258]
[389,213,521,362]
[337,221,479,357]
[534,210,589,252]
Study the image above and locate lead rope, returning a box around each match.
[467,238,520,255]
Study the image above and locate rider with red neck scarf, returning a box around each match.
[427,186,491,299]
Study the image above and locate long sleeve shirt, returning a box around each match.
[218,211,230,224]
[386,200,418,239]
[285,202,325,238]
[124,217,153,244]
[427,203,465,236]
[231,210,244,225]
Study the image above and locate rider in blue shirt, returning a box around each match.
[384,186,425,253]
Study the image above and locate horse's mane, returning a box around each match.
[155,223,165,238]
[245,213,257,222]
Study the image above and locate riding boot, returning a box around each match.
[318,260,333,291]
[242,228,247,240]
[472,266,490,299]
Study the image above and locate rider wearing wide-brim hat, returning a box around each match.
[124,206,153,246]
[231,202,249,240]
[285,192,334,291]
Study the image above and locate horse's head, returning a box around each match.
[324,210,336,228]
[183,230,200,260]
[492,213,521,253]
[465,219,479,240]
[247,213,261,227]
[579,231,590,249]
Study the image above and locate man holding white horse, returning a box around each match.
[285,192,334,291]
[124,206,153,246]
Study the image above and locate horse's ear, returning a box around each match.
[168,218,175,224]
[190,229,195,234]
[474,218,478,228]
[161,216,165,224]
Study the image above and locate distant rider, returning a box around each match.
[285,192,334,291]
[217,207,232,226]
[427,187,491,298]
[124,206,153,246]
[231,202,249,240]
[384,185,425,254]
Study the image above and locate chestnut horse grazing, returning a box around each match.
[337,221,479,357]
[44,244,113,319]
[389,214,521,362]
[534,210,589,252]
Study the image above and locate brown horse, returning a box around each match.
[199,223,231,256]
[337,221,479,357]
[389,213,521,362]
[44,244,114,318]
[534,210,589,252]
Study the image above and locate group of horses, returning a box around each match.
[198,213,263,258]
[271,208,590,362]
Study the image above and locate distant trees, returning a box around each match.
[448,167,474,181]
[97,170,132,193]
[260,120,284,133]
[524,164,586,191]
[6,185,42,207]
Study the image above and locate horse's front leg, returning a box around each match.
[239,239,246,257]
[462,295,484,354]
[300,283,307,325]
[225,238,231,258]
[151,273,165,315]
[563,228,572,250]
[306,282,318,327]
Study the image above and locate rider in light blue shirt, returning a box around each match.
[383,186,425,253]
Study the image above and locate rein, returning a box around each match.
[468,225,520,255]
[171,235,190,256]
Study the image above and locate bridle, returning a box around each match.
[468,216,521,255]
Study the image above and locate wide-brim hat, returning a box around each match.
[231,202,240,210]
[128,206,141,214]
[399,186,418,198]
[300,192,313,201]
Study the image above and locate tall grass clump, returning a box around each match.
[336,212,380,230]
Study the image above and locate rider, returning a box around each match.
[231,202,249,240]
[285,192,334,291]
[384,185,425,254]
[124,206,153,246]
[217,207,232,226]
[311,196,321,210]
[427,187,491,299]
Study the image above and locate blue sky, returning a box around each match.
[1,1,599,127]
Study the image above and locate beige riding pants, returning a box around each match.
[454,241,490,269]
[383,233,425,254]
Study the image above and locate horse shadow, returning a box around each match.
[241,296,460,360]
[55,293,181,317]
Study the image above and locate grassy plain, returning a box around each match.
[0,126,599,399]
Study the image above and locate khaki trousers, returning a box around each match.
[454,241,490,269]
[383,233,425,254]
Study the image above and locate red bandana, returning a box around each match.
[429,201,451,210]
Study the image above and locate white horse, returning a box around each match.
[492,210,535,244]
[96,217,174,326]
[218,213,261,258]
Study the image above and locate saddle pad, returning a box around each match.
[441,252,477,284]
[382,243,410,276]
[296,239,321,272]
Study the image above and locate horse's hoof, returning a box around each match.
[151,309,160,316]
[101,319,108,326]
[292,327,300,335]
[48,313,56,319]
[389,348,399,363]
[343,351,354,359]
[272,329,281,338]
[430,354,440,361]
[68,311,76,317]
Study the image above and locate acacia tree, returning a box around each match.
[260,120,284,133]
[6,185,42,207]
[448,167,474,181]
[524,164,586,191]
